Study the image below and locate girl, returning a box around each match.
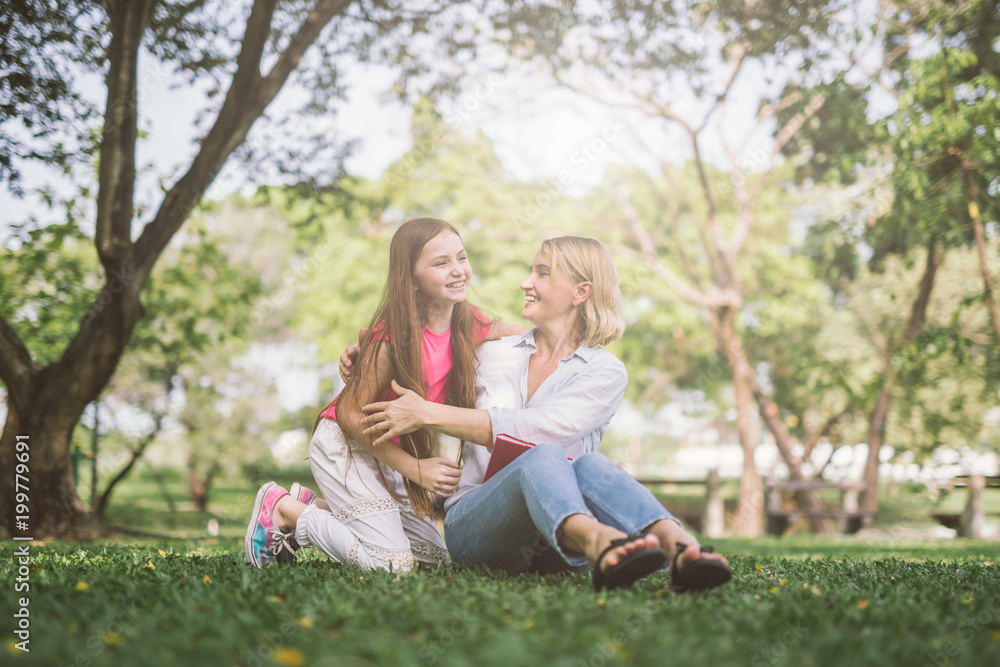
[244,217,520,572]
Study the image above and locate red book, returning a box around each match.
[482,434,572,482]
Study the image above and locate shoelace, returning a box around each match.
[270,529,295,556]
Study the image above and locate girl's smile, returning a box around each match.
[413,231,473,311]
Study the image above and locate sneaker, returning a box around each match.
[244,481,293,568]
[289,482,318,506]
[284,483,319,558]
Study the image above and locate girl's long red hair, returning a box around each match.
[316,217,480,519]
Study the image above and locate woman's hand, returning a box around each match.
[361,380,429,446]
[409,457,462,496]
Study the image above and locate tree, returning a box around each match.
[0,0,567,538]
[785,0,1000,518]
[497,0,889,534]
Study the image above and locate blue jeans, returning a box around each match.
[443,442,680,573]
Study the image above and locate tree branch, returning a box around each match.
[903,239,944,340]
[962,165,1000,344]
[657,163,709,290]
[94,0,156,274]
[0,314,35,403]
[133,0,352,279]
[607,189,734,309]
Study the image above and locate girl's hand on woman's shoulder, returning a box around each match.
[361,380,429,446]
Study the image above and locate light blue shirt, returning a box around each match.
[444,329,628,510]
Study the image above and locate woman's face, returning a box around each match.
[412,231,472,307]
[519,248,579,325]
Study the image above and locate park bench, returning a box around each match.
[764,480,875,535]
[930,474,999,538]
[637,470,726,537]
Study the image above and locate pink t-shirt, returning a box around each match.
[321,308,491,421]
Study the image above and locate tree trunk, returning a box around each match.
[860,240,944,518]
[188,458,221,512]
[964,171,1000,345]
[711,306,764,536]
[0,390,101,540]
[752,387,837,534]
[94,430,159,518]
[0,0,348,539]
[145,459,177,513]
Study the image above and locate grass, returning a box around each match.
[3,477,999,667]
[2,538,999,667]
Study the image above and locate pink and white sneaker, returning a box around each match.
[244,481,293,568]
[282,483,319,559]
[289,482,317,507]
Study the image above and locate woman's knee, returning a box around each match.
[516,442,571,474]
[572,451,616,474]
[525,441,566,462]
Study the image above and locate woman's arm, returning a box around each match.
[362,380,494,447]
[341,348,461,495]
[363,353,627,450]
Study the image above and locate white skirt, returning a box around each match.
[294,417,449,572]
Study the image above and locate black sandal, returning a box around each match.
[592,532,667,592]
[668,542,733,592]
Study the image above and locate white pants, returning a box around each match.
[294,418,449,572]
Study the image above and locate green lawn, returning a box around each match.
[3,476,998,666]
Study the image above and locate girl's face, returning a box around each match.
[412,231,472,307]
[519,248,580,325]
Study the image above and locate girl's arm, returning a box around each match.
[341,347,461,495]
[483,319,528,341]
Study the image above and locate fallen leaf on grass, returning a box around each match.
[858,601,869,609]
[273,647,304,666]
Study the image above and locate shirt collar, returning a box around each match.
[514,328,596,362]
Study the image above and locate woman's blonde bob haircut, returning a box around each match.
[540,236,625,347]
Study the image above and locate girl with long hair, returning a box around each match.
[244,217,521,572]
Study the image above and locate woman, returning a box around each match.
[360,236,732,591]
